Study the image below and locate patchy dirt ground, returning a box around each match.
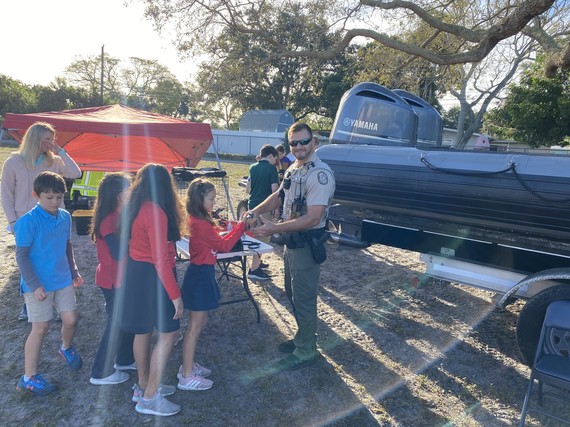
[0,157,567,425]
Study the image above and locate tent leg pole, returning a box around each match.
[213,138,236,221]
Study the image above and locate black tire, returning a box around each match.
[237,200,248,219]
[516,284,570,366]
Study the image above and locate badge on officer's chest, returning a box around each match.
[317,171,328,185]
[299,161,315,177]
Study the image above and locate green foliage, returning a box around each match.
[194,3,355,125]
[304,114,333,132]
[0,75,100,120]
[65,55,184,114]
[2,53,188,119]
[175,83,241,128]
[65,53,122,99]
[353,16,457,105]
[33,78,98,112]
[442,106,475,130]
[486,58,570,147]
[0,75,37,119]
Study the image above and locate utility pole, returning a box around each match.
[100,45,104,104]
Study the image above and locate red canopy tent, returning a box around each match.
[1,104,213,172]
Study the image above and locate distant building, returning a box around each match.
[239,110,294,132]
[488,139,533,152]
[209,130,285,156]
[442,128,481,147]
[442,128,560,154]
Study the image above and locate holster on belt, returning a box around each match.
[283,228,329,264]
[282,232,303,249]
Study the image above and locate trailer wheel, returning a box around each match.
[237,200,248,219]
[516,285,570,366]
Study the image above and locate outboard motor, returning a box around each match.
[392,89,443,148]
[329,82,418,146]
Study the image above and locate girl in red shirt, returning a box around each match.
[89,172,135,386]
[178,178,246,391]
[120,164,184,417]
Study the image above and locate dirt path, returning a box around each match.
[0,218,555,426]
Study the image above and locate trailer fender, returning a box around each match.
[516,284,570,366]
[497,268,570,308]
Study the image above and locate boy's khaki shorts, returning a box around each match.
[24,286,77,323]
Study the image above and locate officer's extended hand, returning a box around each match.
[252,216,277,237]
[242,211,261,230]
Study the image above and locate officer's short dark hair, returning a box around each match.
[260,144,278,158]
[288,123,313,139]
[33,171,66,195]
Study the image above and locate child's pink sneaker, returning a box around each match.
[177,362,211,378]
[177,373,213,391]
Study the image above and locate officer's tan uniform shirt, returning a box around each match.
[280,152,335,229]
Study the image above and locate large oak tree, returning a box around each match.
[139,0,569,78]
[187,3,355,125]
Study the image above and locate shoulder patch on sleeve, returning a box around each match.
[317,171,329,185]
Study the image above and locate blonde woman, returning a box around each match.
[1,121,81,320]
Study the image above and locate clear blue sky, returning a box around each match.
[1,0,194,85]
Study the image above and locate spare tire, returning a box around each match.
[516,285,570,365]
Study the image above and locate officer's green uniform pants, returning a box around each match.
[284,244,320,360]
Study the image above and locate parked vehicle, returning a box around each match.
[318,82,570,365]
[69,171,106,210]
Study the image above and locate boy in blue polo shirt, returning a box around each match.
[15,171,84,396]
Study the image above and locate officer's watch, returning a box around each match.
[246,212,256,219]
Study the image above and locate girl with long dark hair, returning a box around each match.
[120,164,184,417]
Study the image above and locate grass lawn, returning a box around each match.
[198,158,250,183]
[0,146,13,165]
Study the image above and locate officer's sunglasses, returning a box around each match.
[289,137,312,147]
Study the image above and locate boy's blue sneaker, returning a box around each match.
[17,374,57,396]
[59,346,82,370]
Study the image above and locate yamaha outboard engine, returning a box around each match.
[392,89,443,148]
[329,82,418,146]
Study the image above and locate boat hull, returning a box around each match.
[318,145,570,248]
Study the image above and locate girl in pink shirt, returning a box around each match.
[177,178,246,391]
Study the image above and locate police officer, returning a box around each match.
[246,123,335,370]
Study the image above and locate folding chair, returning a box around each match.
[519,299,570,426]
